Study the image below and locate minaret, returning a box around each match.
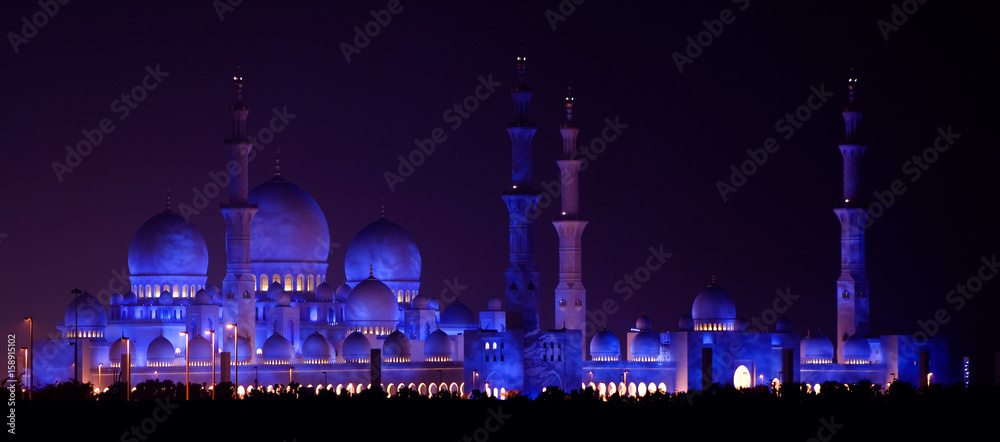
[834,69,869,362]
[220,64,258,357]
[502,45,541,331]
[553,86,588,333]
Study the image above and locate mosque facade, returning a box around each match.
[29,55,949,399]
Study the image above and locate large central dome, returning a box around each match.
[128,209,209,277]
[248,177,330,264]
[344,217,421,284]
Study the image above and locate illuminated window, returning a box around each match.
[154,285,160,296]
[307,275,314,292]
[145,285,151,298]
[296,275,304,291]
[182,285,189,298]
[273,274,281,284]
[261,275,268,292]
[173,285,180,297]
[734,365,751,389]
[252,275,257,291]
[284,275,293,291]
[842,291,850,298]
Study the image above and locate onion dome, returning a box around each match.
[691,282,737,330]
[635,314,652,331]
[109,337,131,363]
[302,332,332,362]
[267,283,283,301]
[801,332,834,364]
[426,297,440,311]
[315,282,334,302]
[842,334,872,364]
[345,275,399,323]
[776,316,791,333]
[276,291,291,307]
[262,333,294,363]
[382,330,411,360]
[411,294,429,309]
[122,291,138,306]
[64,291,107,327]
[487,297,503,311]
[678,314,694,331]
[344,218,421,285]
[335,283,352,302]
[110,292,124,306]
[224,336,253,362]
[248,177,330,264]
[343,331,371,362]
[188,335,213,363]
[441,301,477,330]
[629,330,660,361]
[128,208,209,277]
[146,335,176,364]
[589,329,621,361]
[734,317,748,332]
[194,289,212,305]
[158,291,174,305]
[424,329,453,361]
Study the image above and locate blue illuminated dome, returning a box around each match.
[776,316,792,333]
[109,337,129,362]
[441,301,477,330]
[224,336,253,362]
[334,283,351,302]
[589,328,621,361]
[262,333,294,363]
[248,176,330,264]
[63,291,107,327]
[383,330,411,360]
[302,332,332,361]
[344,217,421,286]
[193,289,211,305]
[411,294,429,309]
[678,314,694,331]
[315,282,334,302]
[345,275,399,324]
[842,334,872,363]
[635,314,652,330]
[128,209,209,277]
[188,335,213,363]
[691,282,737,330]
[343,331,371,362]
[146,335,176,364]
[629,330,660,360]
[424,329,453,360]
[801,332,834,364]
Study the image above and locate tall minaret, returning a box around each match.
[553,86,588,332]
[834,69,869,362]
[220,65,258,355]
[502,45,541,331]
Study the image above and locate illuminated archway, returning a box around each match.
[637,382,647,397]
[734,365,752,389]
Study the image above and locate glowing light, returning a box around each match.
[733,365,751,389]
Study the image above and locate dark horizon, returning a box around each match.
[1,1,996,383]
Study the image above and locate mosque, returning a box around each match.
[28,53,949,399]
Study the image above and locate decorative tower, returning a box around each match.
[834,69,870,362]
[553,86,588,333]
[502,45,541,331]
[220,65,259,356]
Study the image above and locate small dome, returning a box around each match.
[589,329,621,360]
[267,284,283,301]
[344,218,421,284]
[315,282,334,302]
[382,330,411,359]
[801,332,834,363]
[629,330,660,360]
[487,297,502,311]
[346,276,399,323]
[146,336,176,363]
[678,314,694,331]
[411,294,429,309]
[424,329,453,359]
[128,209,209,277]
[335,283,351,301]
[692,283,736,322]
[110,292,124,306]
[262,333,294,362]
[122,291,138,306]
[302,333,332,360]
[426,297,440,311]
[343,331,371,361]
[158,291,174,305]
[188,335,213,362]
[194,289,211,305]
[734,317,748,332]
[248,178,330,265]
[276,291,291,307]
[842,334,872,363]
[64,291,107,328]
[635,314,652,330]
[224,336,253,361]
[109,337,130,362]
[776,316,791,333]
[441,301,477,329]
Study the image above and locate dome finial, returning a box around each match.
[369,264,374,279]
[274,147,281,178]
[380,196,386,219]
[166,187,171,210]
[232,62,244,102]
[516,42,527,81]
[710,275,717,286]
[564,82,574,122]
[847,67,858,107]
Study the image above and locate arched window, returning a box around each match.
[296,275,303,291]
[260,275,268,292]
[153,285,160,297]
[273,274,281,284]
[734,365,752,389]
[307,275,314,292]
[172,285,180,297]
[182,285,189,298]
[252,275,257,292]
[284,274,292,291]
[145,285,151,298]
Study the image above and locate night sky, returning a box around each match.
[1,1,996,382]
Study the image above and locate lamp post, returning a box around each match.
[623,370,629,396]
[289,367,293,385]
[23,317,32,399]
[206,330,216,400]
[473,370,478,394]
[227,323,238,388]
[98,363,103,392]
[125,337,131,401]
[179,332,190,400]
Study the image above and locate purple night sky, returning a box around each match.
[1,1,996,381]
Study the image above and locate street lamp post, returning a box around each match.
[227,323,238,389]
[98,363,103,392]
[623,370,629,396]
[125,337,131,401]
[179,332,190,400]
[23,317,32,399]
[206,330,216,400]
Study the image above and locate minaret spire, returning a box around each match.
[274,147,282,179]
[553,83,588,335]
[165,187,171,211]
[834,68,870,362]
